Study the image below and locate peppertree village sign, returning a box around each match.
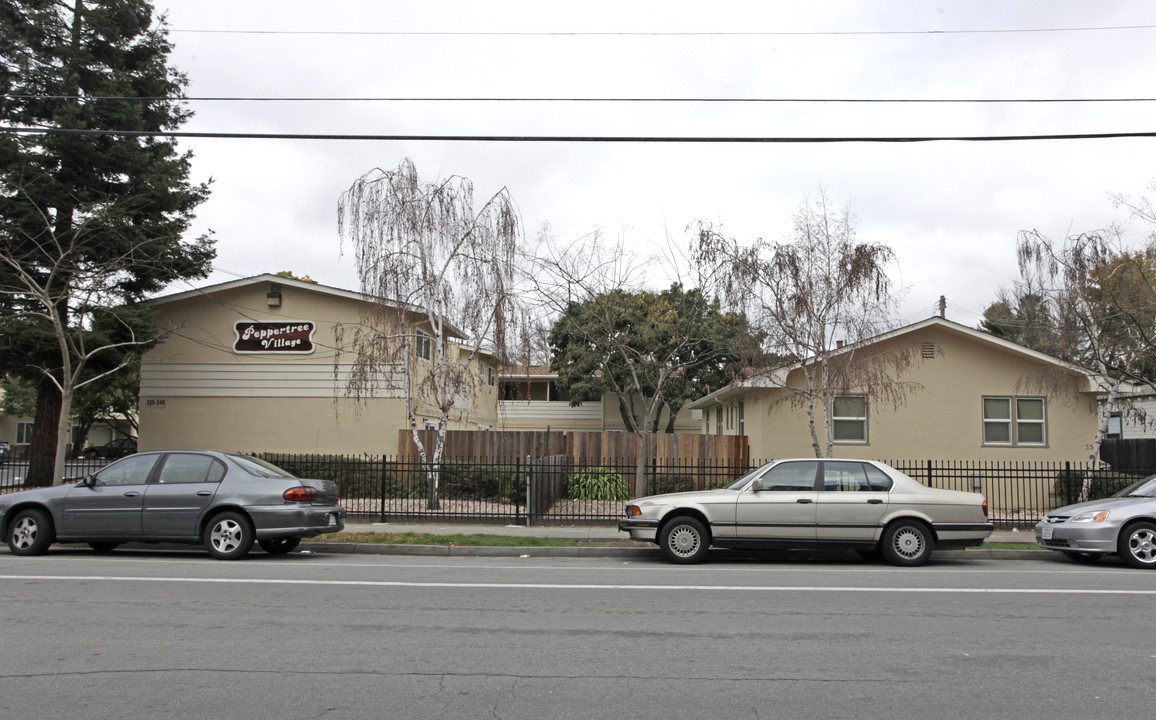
[233,321,316,354]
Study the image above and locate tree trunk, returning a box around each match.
[25,377,62,487]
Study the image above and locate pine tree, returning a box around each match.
[0,0,214,485]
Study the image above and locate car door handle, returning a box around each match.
[868,499,884,504]
[196,490,212,496]
[123,491,140,498]
[796,498,813,504]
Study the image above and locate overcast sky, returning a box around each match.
[152,0,1156,328]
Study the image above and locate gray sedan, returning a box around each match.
[619,459,993,566]
[1036,473,1156,568]
[0,451,345,560]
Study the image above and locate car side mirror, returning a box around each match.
[749,480,763,492]
[82,474,96,488]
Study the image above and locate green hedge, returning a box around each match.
[1055,469,1139,505]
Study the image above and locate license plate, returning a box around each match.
[328,513,338,526]
[1041,526,1053,540]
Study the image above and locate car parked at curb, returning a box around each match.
[82,437,138,459]
[0,450,345,560]
[1035,472,1156,568]
[0,440,9,465]
[619,458,993,566]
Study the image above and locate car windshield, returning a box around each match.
[724,464,772,490]
[1114,474,1156,498]
[227,454,297,478]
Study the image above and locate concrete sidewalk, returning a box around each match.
[304,522,1044,559]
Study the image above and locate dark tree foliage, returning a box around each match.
[0,0,214,484]
[548,283,748,434]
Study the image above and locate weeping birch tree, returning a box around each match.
[336,158,519,509]
[694,189,916,458]
[1016,229,1156,500]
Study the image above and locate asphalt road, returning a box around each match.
[1,548,1153,720]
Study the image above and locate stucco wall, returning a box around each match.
[717,324,1098,462]
[140,278,499,455]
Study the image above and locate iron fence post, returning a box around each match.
[379,454,388,523]
[525,454,532,527]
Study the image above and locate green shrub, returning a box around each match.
[1055,469,1138,505]
[567,467,630,502]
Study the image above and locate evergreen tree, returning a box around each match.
[0,0,214,485]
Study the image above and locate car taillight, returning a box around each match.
[283,486,319,502]
[982,500,989,518]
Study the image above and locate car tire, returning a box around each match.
[204,511,255,560]
[7,508,55,556]
[1117,520,1156,569]
[660,516,709,564]
[89,542,120,553]
[1061,550,1102,564]
[258,537,302,555]
[880,520,933,567]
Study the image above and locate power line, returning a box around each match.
[5,126,1156,143]
[167,24,1156,38]
[8,93,1156,104]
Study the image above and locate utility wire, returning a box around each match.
[167,24,1156,37]
[5,126,1156,143]
[7,93,1156,104]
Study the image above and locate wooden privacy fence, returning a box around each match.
[398,429,749,465]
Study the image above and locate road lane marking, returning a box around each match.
[1,574,1155,594]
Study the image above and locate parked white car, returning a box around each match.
[619,458,993,565]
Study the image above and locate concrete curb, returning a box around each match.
[300,541,1047,561]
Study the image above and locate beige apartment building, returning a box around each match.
[138,274,498,455]
[687,317,1103,464]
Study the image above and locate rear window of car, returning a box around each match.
[227,454,298,478]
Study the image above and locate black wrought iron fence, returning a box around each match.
[6,452,1150,530]
[0,455,110,493]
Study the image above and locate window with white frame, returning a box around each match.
[16,422,33,445]
[716,406,723,435]
[487,366,495,387]
[415,330,432,361]
[983,397,1046,446]
[738,401,745,436]
[832,396,868,443]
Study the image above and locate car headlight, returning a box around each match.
[1070,510,1109,523]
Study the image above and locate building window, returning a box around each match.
[16,422,33,445]
[983,397,1046,446]
[487,366,495,387]
[1107,412,1122,439]
[738,401,745,436]
[415,330,432,361]
[716,406,723,435]
[832,396,867,443]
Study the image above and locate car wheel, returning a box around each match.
[89,542,120,553]
[660,516,709,564]
[881,520,933,567]
[204,511,254,560]
[1118,521,1156,569]
[7,508,55,556]
[1061,550,1102,564]
[258,537,302,555]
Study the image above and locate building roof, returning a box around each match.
[148,273,468,339]
[686,315,1104,409]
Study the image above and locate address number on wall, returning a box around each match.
[145,398,167,409]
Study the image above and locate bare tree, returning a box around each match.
[694,189,915,458]
[1016,228,1156,499]
[336,158,519,509]
[523,230,747,496]
[0,198,159,484]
